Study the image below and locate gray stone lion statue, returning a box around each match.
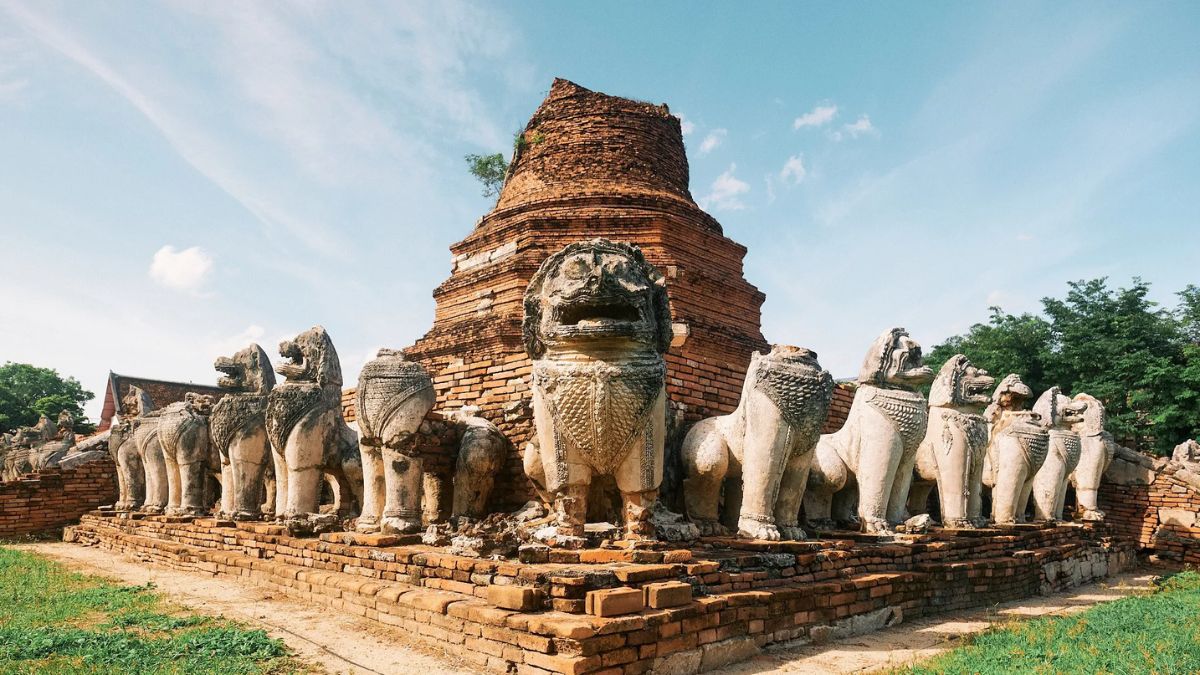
[522,238,672,543]
[804,327,934,535]
[107,387,152,511]
[1067,392,1116,521]
[266,325,363,533]
[211,344,276,520]
[681,345,833,541]
[157,392,218,516]
[1030,387,1088,522]
[354,348,436,534]
[128,387,170,514]
[978,374,1048,524]
[901,354,995,528]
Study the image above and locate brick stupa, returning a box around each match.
[406,79,767,509]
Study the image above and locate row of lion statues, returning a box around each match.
[103,238,1118,543]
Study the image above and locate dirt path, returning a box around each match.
[13,541,480,675]
[13,542,1162,675]
[711,568,1162,674]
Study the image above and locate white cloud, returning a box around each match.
[832,114,879,141]
[676,113,695,136]
[149,245,213,292]
[793,104,838,129]
[699,164,750,212]
[779,154,807,186]
[1016,232,1034,242]
[697,128,726,155]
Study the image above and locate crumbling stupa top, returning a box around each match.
[495,78,695,212]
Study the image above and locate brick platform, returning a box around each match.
[0,460,118,538]
[1101,446,1200,564]
[67,515,1133,674]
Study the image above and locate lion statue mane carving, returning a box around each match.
[522,239,671,542]
[1067,392,1115,521]
[1029,387,1087,522]
[804,327,934,535]
[901,354,994,528]
[978,374,1047,524]
[211,343,276,520]
[266,325,363,533]
[682,345,833,541]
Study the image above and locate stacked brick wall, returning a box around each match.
[70,516,1132,674]
[1099,447,1200,564]
[0,460,118,537]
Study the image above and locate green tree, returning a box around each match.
[464,153,508,199]
[0,362,94,434]
[924,308,1055,396]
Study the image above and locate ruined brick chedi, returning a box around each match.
[405,79,768,510]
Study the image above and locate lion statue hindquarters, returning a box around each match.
[804,327,934,535]
[211,344,276,520]
[450,406,510,521]
[978,374,1047,524]
[1068,392,1116,521]
[682,345,833,541]
[522,239,672,543]
[1028,387,1088,522]
[355,349,436,535]
[902,355,995,528]
[157,393,218,516]
[267,325,364,533]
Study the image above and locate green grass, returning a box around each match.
[0,547,303,674]
[895,570,1200,674]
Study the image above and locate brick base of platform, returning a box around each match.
[66,515,1135,674]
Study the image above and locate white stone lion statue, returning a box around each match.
[978,374,1047,524]
[1029,386,1088,522]
[1067,392,1116,521]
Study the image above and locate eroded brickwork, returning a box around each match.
[1100,448,1200,564]
[400,79,768,511]
[0,460,118,537]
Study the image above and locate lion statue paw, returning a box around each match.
[777,525,808,541]
[738,516,781,541]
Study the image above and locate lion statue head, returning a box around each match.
[856,327,934,389]
[928,354,995,410]
[1033,386,1087,430]
[1069,392,1106,436]
[523,239,671,359]
[277,326,342,389]
[121,385,155,419]
[215,343,276,395]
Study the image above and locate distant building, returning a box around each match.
[97,371,225,431]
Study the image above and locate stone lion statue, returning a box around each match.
[1029,387,1087,522]
[450,406,510,522]
[108,388,149,511]
[355,348,436,534]
[1067,392,1116,521]
[211,344,276,520]
[266,325,363,533]
[157,393,218,516]
[804,327,934,535]
[522,239,672,543]
[128,387,171,514]
[978,374,1047,524]
[681,345,833,541]
[901,354,995,528]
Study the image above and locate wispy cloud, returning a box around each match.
[697,128,726,155]
[831,114,878,141]
[794,104,838,129]
[676,113,695,136]
[699,164,750,211]
[779,154,807,186]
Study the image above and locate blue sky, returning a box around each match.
[1,1,1197,421]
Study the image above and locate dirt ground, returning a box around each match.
[13,542,1161,675]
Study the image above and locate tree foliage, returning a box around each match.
[0,362,94,435]
[464,153,508,199]
[925,278,1200,455]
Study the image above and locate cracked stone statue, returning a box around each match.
[211,344,276,520]
[449,405,510,522]
[354,348,436,535]
[108,386,151,511]
[266,326,364,533]
[979,374,1049,524]
[804,327,934,535]
[1030,386,1087,522]
[1067,392,1116,521]
[681,345,833,541]
[902,354,995,528]
[522,239,672,544]
[157,393,218,516]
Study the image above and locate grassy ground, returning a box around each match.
[0,546,305,674]
[896,570,1200,674]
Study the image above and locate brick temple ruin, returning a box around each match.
[13,78,1197,674]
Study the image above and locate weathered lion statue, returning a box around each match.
[522,239,672,543]
[681,345,833,540]
[211,344,276,520]
[128,387,170,514]
[1029,387,1087,522]
[1067,392,1116,521]
[978,374,1047,524]
[901,354,995,528]
[157,393,218,516]
[804,327,934,535]
[355,348,436,534]
[108,389,147,511]
[450,406,510,522]
[266,325,363,533]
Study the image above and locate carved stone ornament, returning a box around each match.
[211,343,276,520]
